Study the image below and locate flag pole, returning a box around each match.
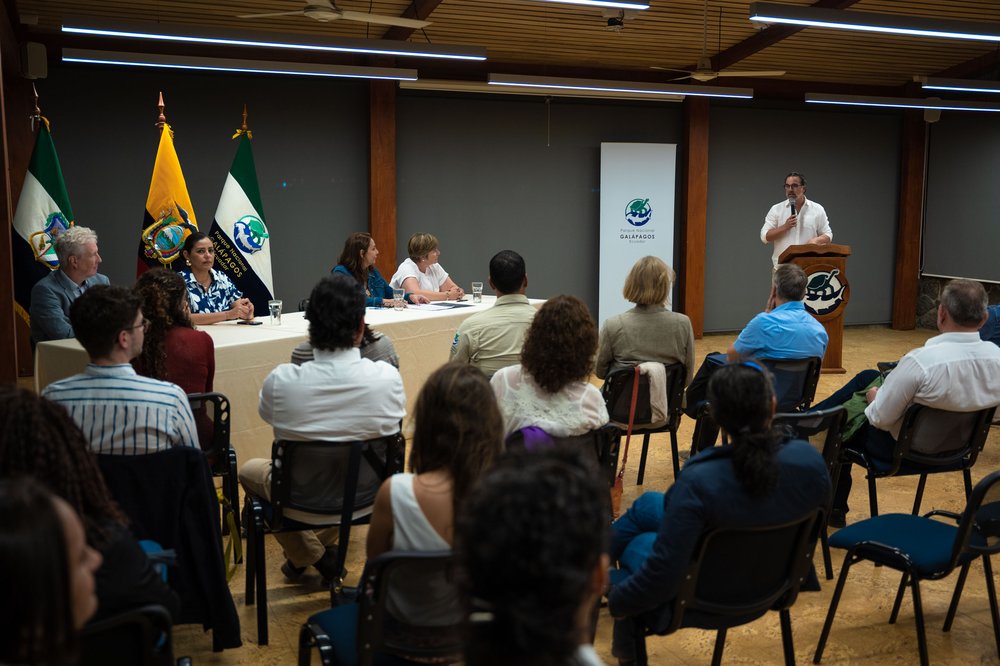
[233,104,252,140]
[156,91,166,134]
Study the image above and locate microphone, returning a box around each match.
[788,196,797,216]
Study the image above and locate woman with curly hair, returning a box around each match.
[332,232,429,308]
[490,294,608,437]
[0,387,180,624]
[606,361,830,663]
[0,477,102,665]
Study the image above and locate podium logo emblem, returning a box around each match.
[625,198,652,227]
[805,268,846,316]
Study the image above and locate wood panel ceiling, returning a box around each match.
[11,0,1000,93]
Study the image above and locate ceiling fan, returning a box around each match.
[237,0,431,29]
[654,0,784,82]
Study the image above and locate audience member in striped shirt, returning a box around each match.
[42,285,199,455]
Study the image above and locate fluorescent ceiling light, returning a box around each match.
[488,74,753,99]
[62,21,486,61]
[402,78,682,101]
[749,2,1000,42]
[916,76,1000,95]
[538,0,650,9]
[62,49,418,81]
[805,93,1000,113]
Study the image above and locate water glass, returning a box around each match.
[268,299,282,325]
[393,288,406,311]
[472,282,484,304]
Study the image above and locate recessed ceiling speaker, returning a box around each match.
[20,42,47,79]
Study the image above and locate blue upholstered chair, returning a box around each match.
[813,470,1000,666]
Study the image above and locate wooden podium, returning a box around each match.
[778,243,852,374]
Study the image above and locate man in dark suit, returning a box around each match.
[30,225,109,342]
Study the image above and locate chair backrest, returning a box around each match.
[663,509,823,634]
[946,470,1000,565]
[773,407,847,489]
[355,551,461,666]
[505,424,621,488]
[897,403,996,463]
[760,357,822,413]
[269,434,405,529]
[602,362,686,428]
[186,391,230,458]
[79,604,174,666]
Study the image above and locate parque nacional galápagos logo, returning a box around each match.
[805,268,848,316]
[233,215,269,254]
[625,198,652,227]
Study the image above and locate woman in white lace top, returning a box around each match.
[491,295,608,438]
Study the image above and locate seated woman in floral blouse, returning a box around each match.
[178,232,254,325]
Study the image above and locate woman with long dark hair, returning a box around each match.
[332,232,428,308]
[605,360,830,663]
[0,388,180,626]
[491,294,608,437]
[0,477,102,666]
[178,231,254,324]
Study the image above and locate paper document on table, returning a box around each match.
[407,303,456,311]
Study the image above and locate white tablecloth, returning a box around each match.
[34,295,542,462]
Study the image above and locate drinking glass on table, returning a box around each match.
[393,289,406,311]
[268,299,282,325]
[472,282,484,304]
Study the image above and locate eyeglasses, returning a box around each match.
[124,318,150,333]
[783,183,803,189]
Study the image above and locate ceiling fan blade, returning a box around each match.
[651,66,693,74]
[669,74,694,82]
[339,10,430,28]
[715,70,787,78]
[237,10,305,18]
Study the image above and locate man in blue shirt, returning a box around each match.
[683,264,828,418]
[979,304,1000,347]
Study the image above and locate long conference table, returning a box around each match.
[34,295,544,464]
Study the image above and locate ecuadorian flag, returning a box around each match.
[11,119,73,325]
[208,132,273,312]
[138,123,197,274]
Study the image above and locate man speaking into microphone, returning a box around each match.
[760,171,833,269]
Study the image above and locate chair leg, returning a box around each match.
[256,525,268,645]
[669,429,681,479]
[636,433,651,486]
[298,624,314,666]
[244,497,256,605]
[633,621,648,666]
[911,475,927,515]
[983,556,1000,659]
[963,469,973,501]
[711,628,727,666]
[889,572,909,624]
[780,608,795,666]
[943,562,971,632]
[814,555,855,664]
[911,579,929,666]
[867,473,879,518]
[820,529,833,581]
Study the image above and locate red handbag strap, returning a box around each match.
[617,366,642,480]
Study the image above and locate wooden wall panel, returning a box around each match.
[680,96,708,338]
[891,110,925,330]
[369,80,396,278]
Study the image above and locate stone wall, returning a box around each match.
[917,276,1000,329]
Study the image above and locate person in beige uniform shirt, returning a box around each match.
[596,256,695,385]
[450,250,536,378]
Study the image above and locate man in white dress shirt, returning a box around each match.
[239,273,405,583]
[760,172,833,268]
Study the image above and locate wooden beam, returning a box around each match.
[891,110,925,330]
[712,0,863,72]
[369,80,397,277]
[381,0,445,42]
[931,49,1000,80]
[680,97,709,339]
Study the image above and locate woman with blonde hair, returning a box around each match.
[390,232,465,301]
[595,256,695,385]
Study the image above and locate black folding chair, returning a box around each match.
[773,407,847,580]
[187,392,238,542]
[243,434,405,645]
[814,470,1000,666]
[843,404,995,518]
[602,362,687,482]
[298,551,461,666]
[627,509,824,666]
[79,604,180,666]
[505,423,621,488]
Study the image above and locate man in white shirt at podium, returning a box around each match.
[760,171,833,268]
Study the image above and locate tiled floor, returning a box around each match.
[175,325,1000,664]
